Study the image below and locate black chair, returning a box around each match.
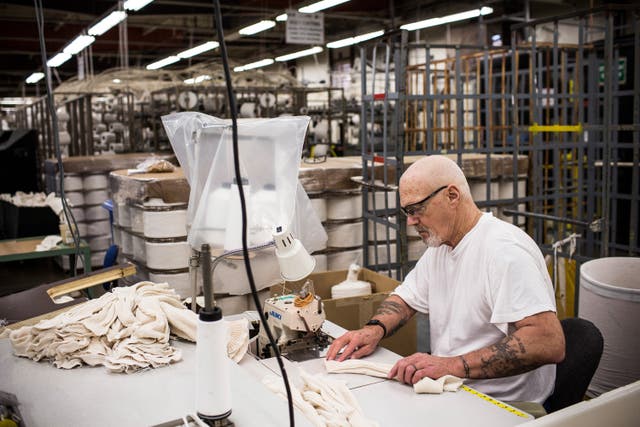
[544,317,604,413]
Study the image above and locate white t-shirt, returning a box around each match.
[392,212,556,403]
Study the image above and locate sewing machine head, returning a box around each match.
[258,280,331,361]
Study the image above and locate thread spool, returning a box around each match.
[92,112,102,122]
[100,132,116,145]
[94,123,107,133]
[109,122,125,133]
[103,113,117,123]
[196,307,232,421]
[58,131,71,145]
[239,102,257,118]
[56,107,70,121]
[109,142,124,152]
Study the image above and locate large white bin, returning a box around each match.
[579,257,640,397]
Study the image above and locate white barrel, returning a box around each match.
[579,257,640,397]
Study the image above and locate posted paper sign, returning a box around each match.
[286,10,324,45]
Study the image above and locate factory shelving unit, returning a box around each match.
[360,5,640,316]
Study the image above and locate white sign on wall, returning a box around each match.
[286,10,324,45]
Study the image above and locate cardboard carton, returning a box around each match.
[272,268,417,356]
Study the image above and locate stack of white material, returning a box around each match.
[262,368,379,427]
[7,282,197,373]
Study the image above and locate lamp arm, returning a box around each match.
[200,240,276,311]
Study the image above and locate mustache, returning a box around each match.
[414,226,429,233]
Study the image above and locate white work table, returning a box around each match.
[0,319,533,427]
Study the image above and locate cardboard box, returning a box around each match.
[272,268,417,356]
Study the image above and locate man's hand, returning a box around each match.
[325,326,384,361]
[388,353,460,384]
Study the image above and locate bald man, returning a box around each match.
[326,155,565,404]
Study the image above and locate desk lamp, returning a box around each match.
[195,224,315,425]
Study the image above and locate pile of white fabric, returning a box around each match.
[263,369,379,427]
[7,281,250,372]
[0,191,48,206]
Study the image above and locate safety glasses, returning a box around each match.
[400,185,447,217]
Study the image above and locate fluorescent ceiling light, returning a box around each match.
[326,30,384,48]
[234,58,275,72]
[26,72,45,84]
[275,46,323,62]
[238,20,276,35]
[0,97,33,105]
[112,78,122,83]
[177,41,219,59]
[146,55,180,70]
[63,35,95,55]
[276,14,287,22]
[88,11,127,36]
[400,6,493,31]
[299,0,350,13]
[124,0,154,11]
[47,52,72,67]
[184,74,212,84]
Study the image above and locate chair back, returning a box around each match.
[545,317,604,412]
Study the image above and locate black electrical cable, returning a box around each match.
[211,1,296,426]
[34,0,84,275]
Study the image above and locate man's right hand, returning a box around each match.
[325,326,384,361]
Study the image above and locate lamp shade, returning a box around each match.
[273,225,316,281]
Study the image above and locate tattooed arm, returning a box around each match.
[326,295,416,361]
[389,311,565,385]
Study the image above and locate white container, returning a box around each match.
[579,257,640,397]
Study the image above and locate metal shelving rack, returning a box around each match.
[360,5,640,302]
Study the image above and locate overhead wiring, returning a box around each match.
[210,1,296,426]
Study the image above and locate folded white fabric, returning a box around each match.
[262,368,379,427]
[324,359,463,394]
[36,235,62,251]
[7,282,250,373]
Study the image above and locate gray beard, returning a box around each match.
[416,227,443,247]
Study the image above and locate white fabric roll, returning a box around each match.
[117,203,131,227]
[85,206,110,221]
[88,235,111,252]
[130,206,144,233]
[131,234,146,262]
[65,192,84,207]
[56,107,70,121]
[327,221,362,248]
[61,175,83,192]
[93,123,107,133]
[327,248,363,271]
[145,241,190,270]
[327,194,363,220]
[310,197,327,222]
[313,254,327,272]
[83,174,108,190]
[103,113,117,123]
[143,209,187,238]
[86,220,110,236]
[84,190,108,206]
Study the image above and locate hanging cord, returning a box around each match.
[551,233,580,313]
[210,1,295,426]
[34,0,84,276]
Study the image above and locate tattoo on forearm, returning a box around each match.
[460,355,470,378]
[376,301,409,338]
[479,335,537,378]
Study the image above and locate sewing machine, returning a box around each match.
[258,280,332,360]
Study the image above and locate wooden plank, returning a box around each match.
[0,238,40,257]
[46,263,137,299]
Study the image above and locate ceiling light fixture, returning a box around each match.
[275,46,323,62]
[234,58,275,72]
[177,41,219,59]
[275,14,287,22]
[88,10,127,36]
[299,0,350,14]
[238,20,276,35]
[123,0,154,11]
[326,30,384,48]
[184,74,212,84]
[46,52,72,68]
[26,72,45,84]
[63,35,96,55]
[146,55,180,70]
[400,6,493,31]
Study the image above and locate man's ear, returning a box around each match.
[447,185,461,206]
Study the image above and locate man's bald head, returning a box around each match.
[400,155,471,200]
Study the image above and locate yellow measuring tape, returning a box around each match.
[528,122,583,134]
[461,385,530,418]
